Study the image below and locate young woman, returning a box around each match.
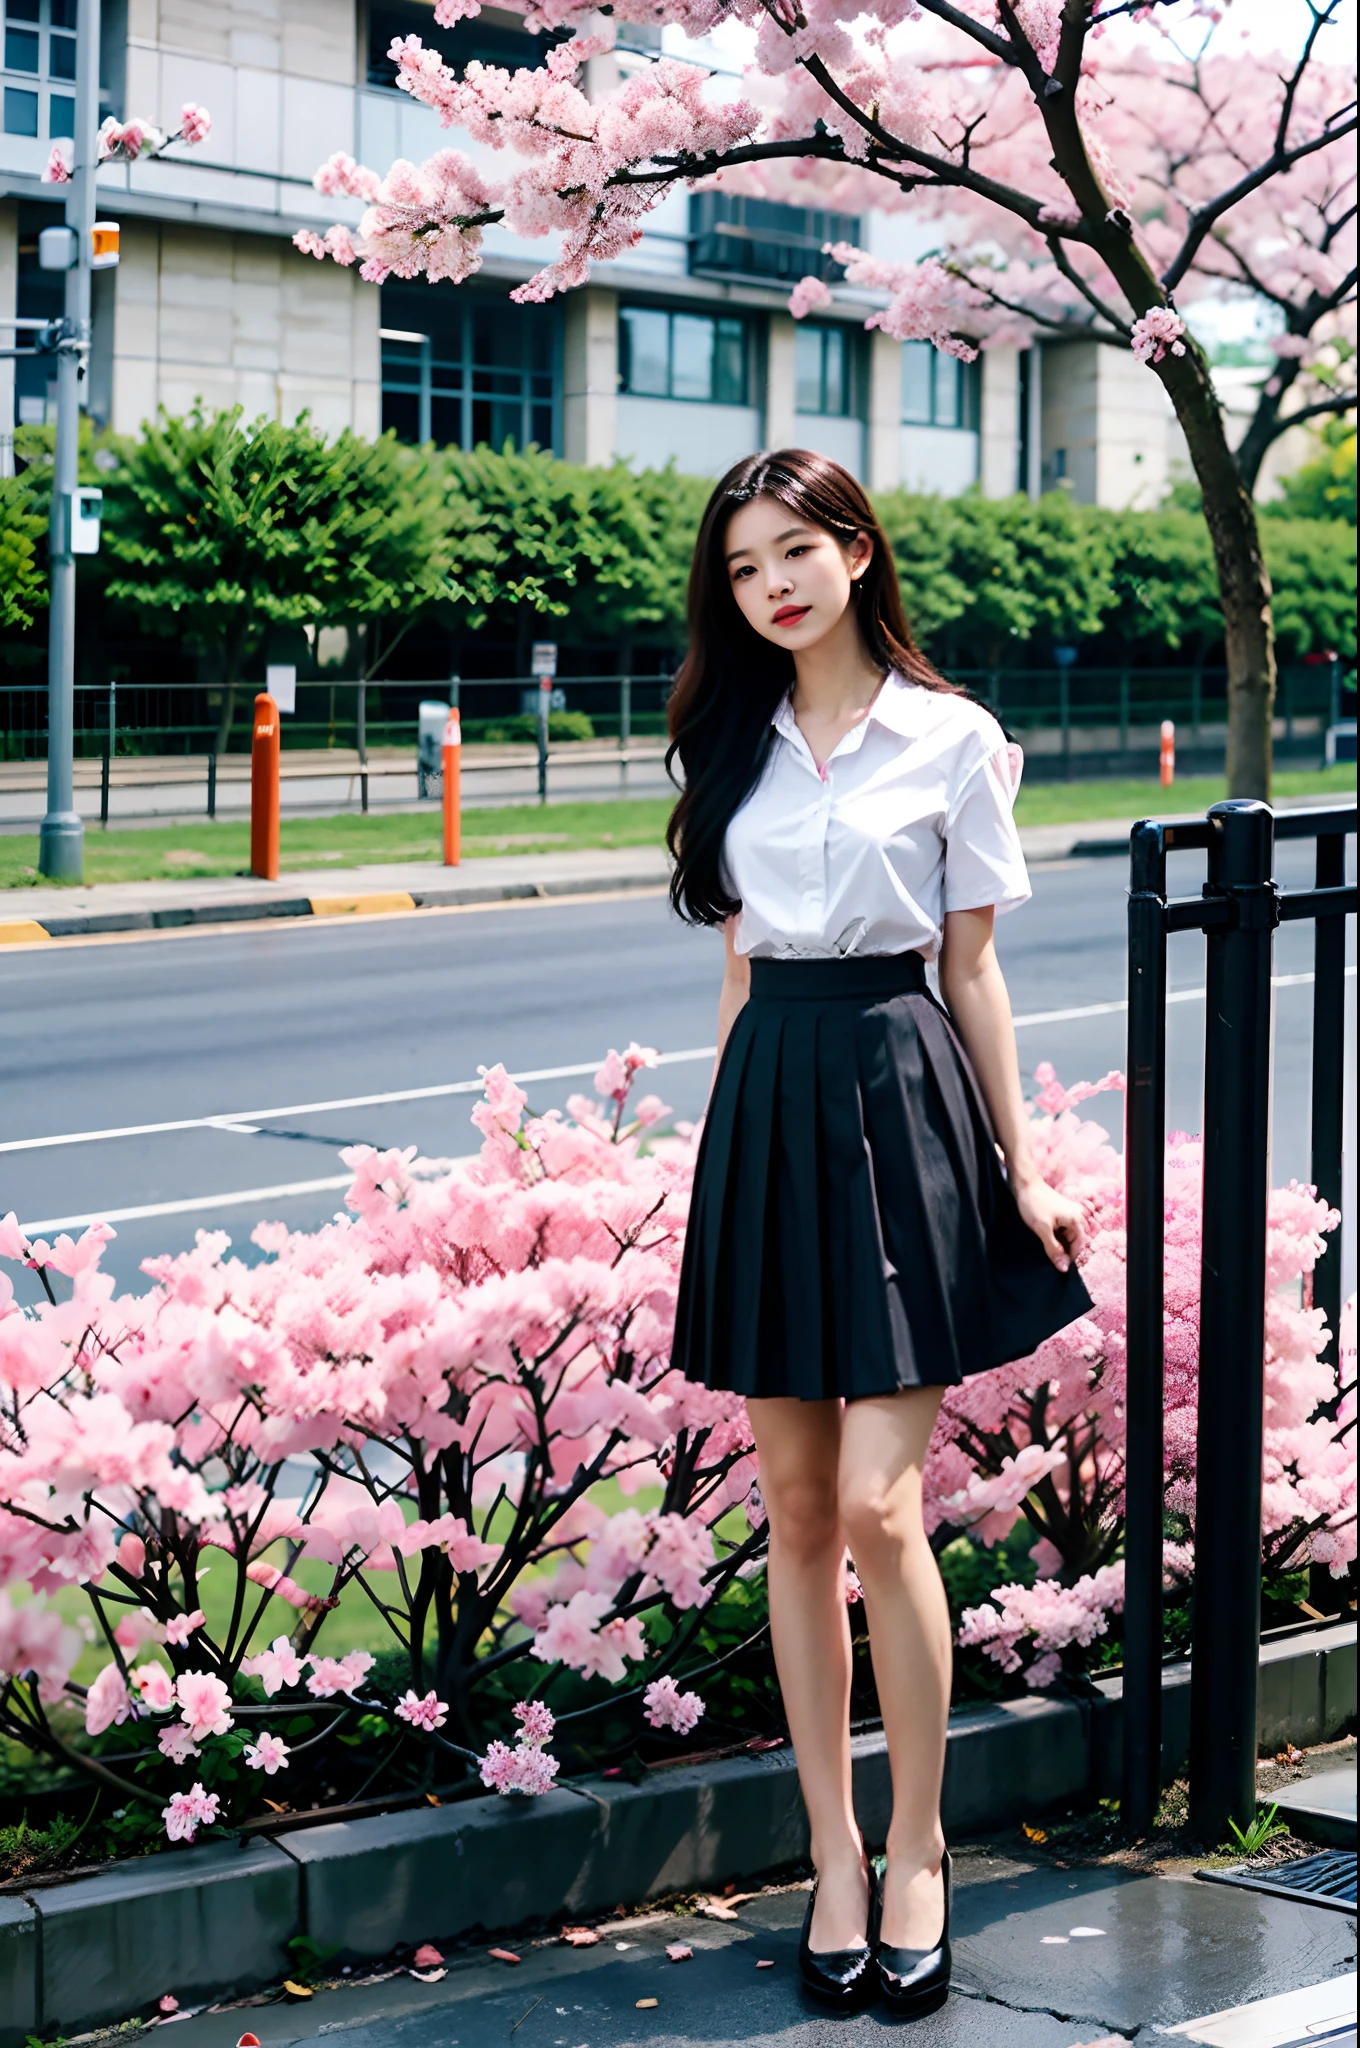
[666,450,1092,2020]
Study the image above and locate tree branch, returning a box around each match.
[1044,235,1134,335]
[1163,108,1358,293]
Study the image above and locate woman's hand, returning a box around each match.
[1012,1177,1086,1271]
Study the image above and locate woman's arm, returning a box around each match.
[938,905,1084,1270]
[712,916,751,1094]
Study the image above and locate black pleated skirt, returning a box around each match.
[671,953,1093,1402]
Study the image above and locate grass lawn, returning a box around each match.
[2,768,1352,890]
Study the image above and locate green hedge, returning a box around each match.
[3,416,1353,675]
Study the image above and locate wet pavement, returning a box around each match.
[154,1843,1358,2047]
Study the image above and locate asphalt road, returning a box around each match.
[1,844,1353,1308]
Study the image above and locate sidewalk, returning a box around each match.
[138,1831,1358,2047]
[0,794,1343,942]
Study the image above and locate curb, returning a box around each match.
[0,868,669,944]
[8,1621,1353,2041]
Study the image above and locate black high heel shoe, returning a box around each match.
[798,1856,880,2013]
[875,1846,952,2020]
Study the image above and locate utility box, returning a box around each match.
[37,224,78,270]
[62,487,103,555]
[418,700,452,774]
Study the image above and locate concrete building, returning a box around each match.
[0,0,1212,508]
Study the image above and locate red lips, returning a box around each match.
[772,605,811,626]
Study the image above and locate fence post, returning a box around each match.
[620,674,631,792]
[1123,820,1169,1835]
[357,676,368,815]
[537,675,550,806]
[250,692,281,882]
[1188,800,1277,1846]
[1311,829,1346,1369]
[442,708,461,866]
[207,750,217,821]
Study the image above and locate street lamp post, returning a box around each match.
[38,0,101,882]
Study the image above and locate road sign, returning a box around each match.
[265,664,296,714]
[530,642,558,679]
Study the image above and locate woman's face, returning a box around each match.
[722,494,873,654]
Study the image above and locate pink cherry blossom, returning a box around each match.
[1130,308,1188,365]
[643,1675,706,1735]
[158,1723,201,1766]
[395,1688,449,1731]
[789,275,835,319]
[243,1732,290,1774]
[84,1661,132,1735]
[42,143,72,184]
[241,1635,305,1696]
[161,1781,219,1844]
[178,102,212,146]
[305,1650,375,1698]
[174,1670,234,1741]
[131,1662,175,1712]
[512,1699,556,1746]
[115,1533,147,1579]
[164,1608,206,1647]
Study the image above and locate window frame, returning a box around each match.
[618,303,752,407]
[794,321,859,420]
[900,340,982,431]
[2,0,77,136]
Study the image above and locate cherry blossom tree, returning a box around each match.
[298,0,1354,797]
[0,1052,1350,1847]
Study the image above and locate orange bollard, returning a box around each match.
[442,707,461,866]
[250,692,280,880]
[1159,718,1175,789]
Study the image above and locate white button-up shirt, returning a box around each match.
[723,672,1030,961]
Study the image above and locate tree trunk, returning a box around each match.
[214,631,248,758]
[1157,348,1276,798]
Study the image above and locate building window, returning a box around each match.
[689,192,860,286]
[2,0,76,135]
[618,306,750,405]
[380,287,559,453]
[796,323,858,418]
[367,1,566,89]
[901,342,980,430]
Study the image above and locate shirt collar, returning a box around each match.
[771,670,921,742]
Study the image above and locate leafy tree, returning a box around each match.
[874,490,1114,671]
[1261,518,1357,662]
[94,407,452,750]
[0,473,47,633]
[439,443,683,666]
[1266,418,1357,525]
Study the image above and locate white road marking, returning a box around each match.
[19,1176,361,1236]
[0,1046,721,1156]
[3,968,1351,1171]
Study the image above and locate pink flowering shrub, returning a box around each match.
[0,1050,1350,1858]
[0,1052,755,1844]
[940,1066,1354,1689]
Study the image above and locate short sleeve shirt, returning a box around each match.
[722,672,1030,962]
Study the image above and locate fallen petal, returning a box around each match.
[636,1998,659,2009]
[489,1947,522,1965]
[1069,1926,1106,1937]
[562,1928,600,1947]
[665,1943,693,1962]
[413,1943,444,1967]
[409,1966,448,1982]
[755,1959,775,1969]
[1040,1935,1070,1944]
[237,2037,262,2048]
[159,1996,180,2013]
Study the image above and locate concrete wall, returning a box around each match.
[900,422,979,496]
[562,286,617,468]
[980,344,1020,498]
[111,218,380,436]
[615,393,763,477]
[1039,337,1176,510]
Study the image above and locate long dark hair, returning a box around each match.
[665,448,957,927]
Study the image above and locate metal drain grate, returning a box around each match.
[1198,1850,1356,1915]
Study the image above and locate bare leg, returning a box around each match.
[838,1388,951,1950]
[746,1396,870,1952]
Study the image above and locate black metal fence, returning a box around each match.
[1123,799,1356,1843]
[1,663,1348,765]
